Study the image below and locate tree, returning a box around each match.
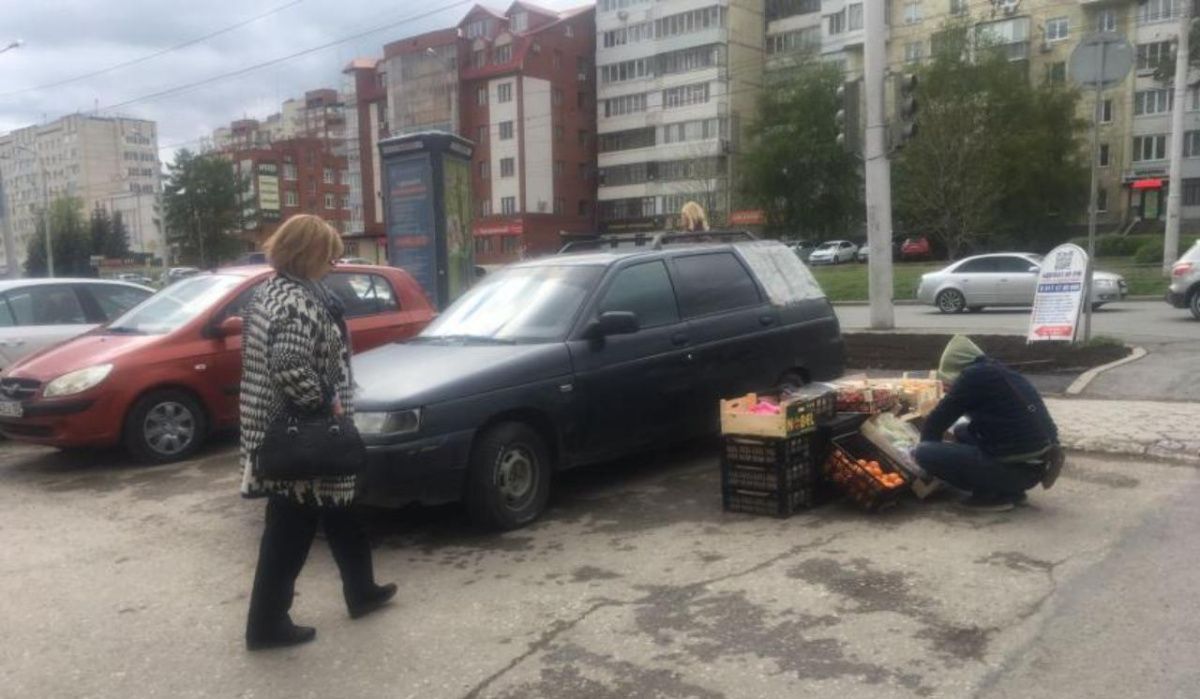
[89,206,131,260]
[893,26,1088,257]
[162,149,246,267]
[739,59,862,238]
[25,197,93,277]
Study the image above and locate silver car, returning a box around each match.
[809,240,859,265]
[1166,240,1200,319]
[0,278,154,370]
[917,253,1127,313]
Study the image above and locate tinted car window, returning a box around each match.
[327,273,400,318]
[597,261,680,328]
[994,256,1037,273]
[673,253,761,317]
[0,298,13,327]
[3,286,87,325]
[954,258,998,273]
[87,284,153,319]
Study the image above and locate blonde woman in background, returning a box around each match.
[680,201,709,232]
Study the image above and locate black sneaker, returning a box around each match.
[957,493,1025,512]
[348,583,398,620]
[246,622,316,651]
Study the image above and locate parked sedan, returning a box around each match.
[351,240,845,529]
[901,237,933,261]
[0,278,154,370]
[1166,240,1200,319]
[0,265,434,462]
[808,240,858,265]
[916,253,1127,313]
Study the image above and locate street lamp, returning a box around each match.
[13,143,53,277]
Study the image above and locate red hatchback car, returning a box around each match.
[0,264,434,462]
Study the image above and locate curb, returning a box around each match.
[1065,346,1148,396]
[831,297,1161,306]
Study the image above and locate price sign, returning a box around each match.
[1028,244,1088,343]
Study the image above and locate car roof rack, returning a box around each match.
[558,229,758,254]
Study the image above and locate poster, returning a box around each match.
[442,155,474,303]
[1028,243,1088,342]
[385,154,439,307]
[257,163,280,222]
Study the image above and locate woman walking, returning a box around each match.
[240,214,395,650]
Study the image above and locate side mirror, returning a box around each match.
[588,311,639,339]
[1028,265,1041,274]
[216,315,244,338]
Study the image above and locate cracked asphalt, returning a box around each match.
[1,437,1198,699]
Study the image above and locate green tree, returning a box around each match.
[162,149,245,267]
[893,26,1089,257]
[24,197,93,277]
[738,60,862,238]
[88,206,132,260]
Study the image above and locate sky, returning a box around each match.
[0,0,578,161]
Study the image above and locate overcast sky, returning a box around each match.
[0,0,578,161]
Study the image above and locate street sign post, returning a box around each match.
[1070,34,1133,344]
[1028,244,1089,343]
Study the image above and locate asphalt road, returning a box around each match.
[2,438,1198,698]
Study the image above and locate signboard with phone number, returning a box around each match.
[1028,243,1088,342]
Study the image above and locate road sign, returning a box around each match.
[1028,244,1089,343]
[1069,33,1134,90]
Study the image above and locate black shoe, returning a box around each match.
[246,622,316,651]
[956,493,1024,512]
[348,583,398,620]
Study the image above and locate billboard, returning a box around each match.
[384,153,438,305]
[257,162,281,222]
[1028,244,1088,342]
[442,155,474,304]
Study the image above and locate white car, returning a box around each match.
[916,253,1127,313]
[0,278,154,370]
[808,240,859,265]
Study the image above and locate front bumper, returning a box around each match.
[356,428,475,508]
[1166,289,1189,308]
[1090,282,1126,304]
[0,395,121,448]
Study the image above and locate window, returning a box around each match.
[476,236,494,254]
[904,41,924,63]
[285,190,298,207]
[672,253,760,317]
[578,200,589,216]
[954,258,998,273]
[1097,8,1117,32]
[323,168,334,184]
[477,86,488,105]
[1132,134,1168,161]
[766,0,820,20]
[1135,88,1174,115]
[499,121,514,140]
[565,23,574,37]
[86,284,152,320]
[497,82,513,103]
[768,27,821,55]
[600,57,653,84]
[553,50,562,69]
[662,83,710,109]
[654,6,726,39]
[554,124,564,140]
[603,93,648,117]
[480,198,492,216]
[1137,42,1171,71]
[1099,143,1110,167]
[1184,130,1200,157]
[949,0,968,16]
[510,11,528,31]
[501,196,517,214]
[493,44,512,63]
[993,256,1037,273]
[477,125,488,143]
[1100,99,1114,123]
[554,160,564,176]
[657,44,726,76]
[1046,62,1066,84]
[847,3,863,31]
[577,91,587,109]
[473,49,486,68]
[1037,18,1069,47]
[904,1,923,24]
[325,193,335,209]
[578,130,589,146]
[1184,178,1200,206]
[1097,188,1108,213]
[827,9,846,34]
[552,88,563,106]
[603,22,653,47]
[479,161,490,179]
[282,163,297,180]
[578,162,589,181]
[597,261,681,328]
[1138,0,1176,24]
[500,157,515,177]
[327,273,400,317]
[465,19,489,38]
[3,285,87,326]
[554,197,565,214]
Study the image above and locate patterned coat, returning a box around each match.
[239,274,356,507]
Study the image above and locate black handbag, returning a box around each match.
[255,402,366,481]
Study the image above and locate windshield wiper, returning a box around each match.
[412,334,516,345]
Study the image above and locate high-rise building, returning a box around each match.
[0,114,162,271]
[594,0,765,232]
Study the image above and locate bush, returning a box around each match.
[1067,234,1152,257]
[1133,239,1163,264]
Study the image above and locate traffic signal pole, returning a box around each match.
[863,0,894,329]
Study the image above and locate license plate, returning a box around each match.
[0,400,22,418]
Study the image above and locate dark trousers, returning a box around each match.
[246,495,375,635]
[913,423,1043,498]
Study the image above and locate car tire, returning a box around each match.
[1091,303,1105,311]
[936,289,967,314]
[465,422,552,531]
[123,389,208,464]
[1190,289,1200,320]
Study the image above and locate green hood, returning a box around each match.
[938,335,984,383]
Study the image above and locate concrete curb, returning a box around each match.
[1065,346,1148,396]
[831,296,1160,307]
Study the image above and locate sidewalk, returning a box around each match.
[1046,398,1200,463]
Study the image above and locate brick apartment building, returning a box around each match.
[343,2,598,265]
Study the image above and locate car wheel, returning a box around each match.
[123,389,208,464]
[1190,289,1200,320]
[936,289,967,313]
[465,422,552,531]
[1091,303,1105,312]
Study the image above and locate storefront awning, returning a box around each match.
[1131,178,1164,190]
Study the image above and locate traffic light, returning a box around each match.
[836,79,861,155]
[894,73,919,147]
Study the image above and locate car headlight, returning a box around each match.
[1095,279,1116,287]
[353,409,421,435]
[43,364,113,398]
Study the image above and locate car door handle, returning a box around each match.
[671,332,689,347]
[759,315,776,327]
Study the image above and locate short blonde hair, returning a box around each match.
[680,201,709,232]
[263,215,344,280]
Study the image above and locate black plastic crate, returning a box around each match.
[823,434,909,512]
[721,434,825,491]
[722,486,817,518]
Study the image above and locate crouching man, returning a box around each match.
[914,335,1064,511]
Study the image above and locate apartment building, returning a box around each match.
[595,0,765,231]
[0,115,162,270]
[213,89,347,153]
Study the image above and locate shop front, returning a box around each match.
[1129,177,1165,221]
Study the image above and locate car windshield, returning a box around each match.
[816,243,838,251]
[105,274,244,335]
[418,264,604,343]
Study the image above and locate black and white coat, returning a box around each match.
[239,274,356,507]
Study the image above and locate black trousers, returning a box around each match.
[246,495,376,634]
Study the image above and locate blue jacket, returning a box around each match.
[921,357,1059,459]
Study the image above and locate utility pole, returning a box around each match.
[1164,1,1191,275]
[0,165,16,279]
[863,0,894,329]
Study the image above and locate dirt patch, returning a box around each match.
[844,333,1130,373]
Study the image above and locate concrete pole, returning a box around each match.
[863,0,894,329]
[1164,1,1190,275]
[0,170,17,279]
[41,160,53,277]
[1083,47,1105,345]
